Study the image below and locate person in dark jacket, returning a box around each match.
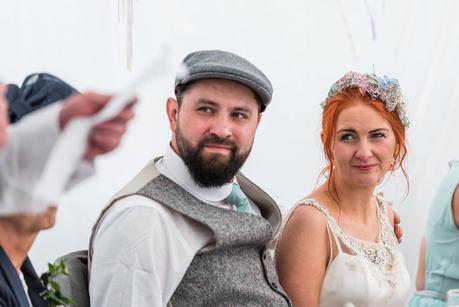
[0,73,135,306]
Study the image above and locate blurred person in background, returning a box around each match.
[0,73,135,307]
[0,73,135,214]
[409,160,459,307]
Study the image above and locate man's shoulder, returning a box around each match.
[98,194,188,236]
[92,194,212,267]
[108,194,169,216]
[109,158,161,201]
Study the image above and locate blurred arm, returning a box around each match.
[0,93,134,215]
[452,185,459,228]
[0,103,63,214]
[415,237,426,290]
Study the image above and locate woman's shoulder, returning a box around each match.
[443,160,459,186]
[278,200,330,255]
[274,191,330,251]
[288,191,333,231]
[289,201,327,228]
[297,188,330,208]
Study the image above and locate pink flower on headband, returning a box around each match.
[353,74,369,90]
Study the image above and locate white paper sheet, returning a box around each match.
[32,48,171,211]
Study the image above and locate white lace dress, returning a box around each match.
[280,197,411,307]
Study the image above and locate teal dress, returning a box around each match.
[410,160,459,306]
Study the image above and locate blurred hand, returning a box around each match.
[377,191,403,243]
[59,92,136,161]
[394,210,403,243]
[0,84,9,150]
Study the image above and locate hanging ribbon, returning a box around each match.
[118,0,135,70]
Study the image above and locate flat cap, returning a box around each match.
[175,50,273,111]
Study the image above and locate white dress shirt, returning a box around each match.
[89,145,260,307]
[0,103,94,215]
[18,270,33,307]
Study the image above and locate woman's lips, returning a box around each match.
[353,164,376,172]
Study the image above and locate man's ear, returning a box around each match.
[257,112,263,125]
[166,97,179,133]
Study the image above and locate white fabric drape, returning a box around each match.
[0,2,457,292]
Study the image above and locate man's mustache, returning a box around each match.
[198,135,237,151]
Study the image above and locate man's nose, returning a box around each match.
[209,115,232,138]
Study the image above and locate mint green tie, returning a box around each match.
[225,183,254,214]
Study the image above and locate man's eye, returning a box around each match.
[233,112,248,119]
[198,107,213,113]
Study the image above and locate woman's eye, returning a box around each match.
[340,134,355,141]
[371,132,386,139]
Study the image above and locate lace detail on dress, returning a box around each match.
[300,196,397,273]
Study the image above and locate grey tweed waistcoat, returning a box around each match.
[90,159,292,307]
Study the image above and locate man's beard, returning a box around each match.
[176,126,252,188]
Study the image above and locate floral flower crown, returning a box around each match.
[321,71,410,128]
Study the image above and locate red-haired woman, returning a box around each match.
[275,72,411,307]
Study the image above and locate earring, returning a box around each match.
[330,158,336,170]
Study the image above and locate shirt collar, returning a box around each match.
[156,144,233,202]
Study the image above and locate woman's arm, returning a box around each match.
[452,185,459,228]
[415,237,426,290]
[276,205,329,307]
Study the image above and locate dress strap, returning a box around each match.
[375,193,388,216]
[375,193,398,243]
[298,199,343,259]
[323,217,337,265]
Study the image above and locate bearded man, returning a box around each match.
[88,50,292,307]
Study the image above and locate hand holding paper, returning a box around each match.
[32,46,171,212]
[33,93,136,210]
[59,93,136,161]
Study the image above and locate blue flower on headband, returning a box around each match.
[375,75,393,91]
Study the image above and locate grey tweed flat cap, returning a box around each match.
[175,50,273,111]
